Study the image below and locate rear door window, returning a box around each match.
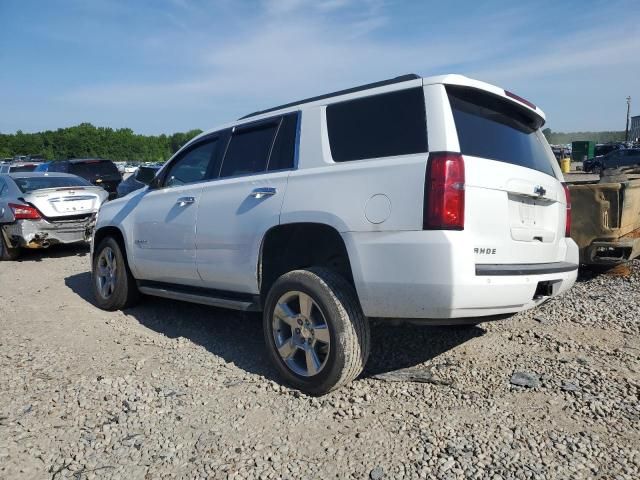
[447,85,556,177]
[326,87,428,162]
[219,120,279,178]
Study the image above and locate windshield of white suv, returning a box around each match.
[447,85,556,177]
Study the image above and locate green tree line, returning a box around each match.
[0,123,203,162]
[542,128,625,145]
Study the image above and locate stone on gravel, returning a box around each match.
[370,465,384,480]
[371,366,453,385]
[510,371,541,388]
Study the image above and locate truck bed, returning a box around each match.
[567,172,640,265]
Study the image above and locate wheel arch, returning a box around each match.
[258,222,355,298]
[93,226,133,272]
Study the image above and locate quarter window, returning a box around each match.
[220,122,278,178]
[268,113,298,171]
[164,138,219,187]
[326,88,428,162]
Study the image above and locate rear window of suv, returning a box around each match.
[326,88,428,162]
[69,160,119,178]
[447,86,556,177]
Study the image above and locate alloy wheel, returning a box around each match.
[95,246,117,299]
[271,291,331,377]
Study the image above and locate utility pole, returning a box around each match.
[625,96,631,142]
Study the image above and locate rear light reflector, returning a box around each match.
[9,202,42,220]
[563,184,571,237]
[424,152,465,230]
[505,90,536,110]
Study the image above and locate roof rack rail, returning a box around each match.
[239,73,421,120]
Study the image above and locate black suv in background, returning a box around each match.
[584,149,640,173]
[35,159,122,199]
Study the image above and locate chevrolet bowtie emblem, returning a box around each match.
[534,185,546,196]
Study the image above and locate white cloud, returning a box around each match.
[51,1,640,133]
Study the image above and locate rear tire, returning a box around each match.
[263,267,370,395]
[0,231,20,261]
[92,237,139,310]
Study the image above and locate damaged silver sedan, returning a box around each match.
[0,172,108,260]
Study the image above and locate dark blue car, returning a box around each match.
[583,149,640,173]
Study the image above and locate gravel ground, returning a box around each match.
[0,247,638,479]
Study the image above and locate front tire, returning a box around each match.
[92,237,139,310]
[263,267,370,395]
[0,231,19,261]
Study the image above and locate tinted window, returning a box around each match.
[447,86,556,177]
[220,122,278,178]
[268,113,298,171]
[326,88,427,162]
[69,160,119,178]
[13,175,92,193]
[0,180,6,196]
[164,139,218,187]
[10,164,39,173]
[46,162,65,172]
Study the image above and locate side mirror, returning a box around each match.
[147,176,162,189]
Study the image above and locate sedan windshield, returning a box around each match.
[13,176,93,193]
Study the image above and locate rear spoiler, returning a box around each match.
[423,74,545,122]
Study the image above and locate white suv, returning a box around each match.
[92,74,578,394]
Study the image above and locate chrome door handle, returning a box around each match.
[250,187,277,199]
[176,196,195,206]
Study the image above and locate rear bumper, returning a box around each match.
[343,230,579,319]
[2,217,95,248]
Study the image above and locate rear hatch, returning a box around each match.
[446,85,567,266]
[69,160,122,194]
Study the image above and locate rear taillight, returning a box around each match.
[9,202,42,220]
[424,152,465,230]
[563,184,571,237]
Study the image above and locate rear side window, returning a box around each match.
[326,88,428,162]
[447,86,556,177]
[69,160,119,177]
[268,113,298,171]
[220,121,279,178]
